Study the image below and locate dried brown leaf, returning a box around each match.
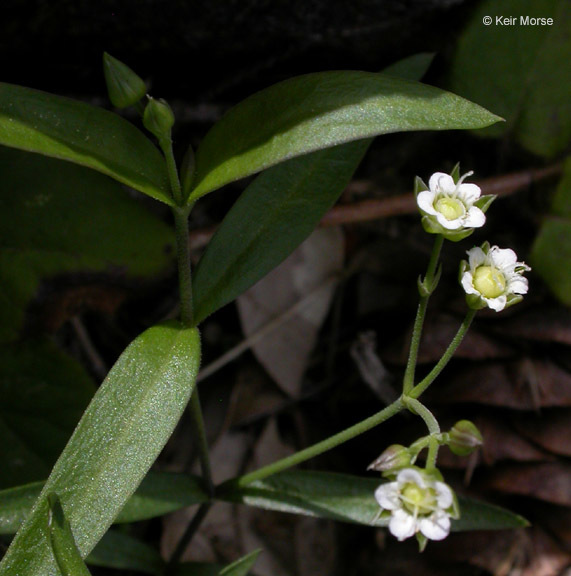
[512,410,571,457]
[418,314,515,363]
[494,307,571,346]
[482,462,571,506]
[237,228,344,397]
[430,528,570,576]
[227,363,286,427]
[430,358,571,409]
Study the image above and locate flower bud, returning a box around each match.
[368,444,411,473]
[103,52,146,109]
[143,97,175,142]
[447,420,483,456]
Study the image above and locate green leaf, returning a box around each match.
[0,472,207,537]
[115,471,209,523]
[219,470,528,531]
[192,55,435,323]
[47,493,92,576]
[0,147,175,343]
[446,0,570,158]
[187,70,502,201]
[0,481,43,535]
[0,472,208,536]
[192,142,369,324]
[0,83,171,203]
[219,550,261,576]
[0,322,201,576]
[0,341,95,489]
[530,156,571,305]
[87,529,164,575]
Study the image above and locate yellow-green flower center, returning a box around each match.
[473,265,506,298]
[401,483,436,515]
[434,197,465,221]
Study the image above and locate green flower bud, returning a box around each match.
[447,420,483,456]
[367,444,411,473]
[143,97,175,142]
[103,52,146,109]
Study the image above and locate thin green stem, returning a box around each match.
[219,398,404,491]
[409,309,476,399]
[404,397,440,435]
[165,503,212,574]
[403,397,440,469]
[426,436,439,471]
[161,136,183,206]
[172,205,194,326]
[403,235,444,394]
[189,389,214,497]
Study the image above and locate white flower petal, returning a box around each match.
[464,207,486,228]
[461,271,479,295]
[389,509,417,541]
[396,468,426,488]
[428,172,451,193]
[485,294,507,312]
[434,482,453,509]
[375,483,400,510]
[417,190,437,214]
[457,182,481,204]
[419,510,451,541]
[490,247,517,269]
[508,276,529,294]
[436,174,456,195]
[467,247,486,269]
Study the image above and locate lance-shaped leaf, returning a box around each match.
[0,322,201,576]
[0,472,208,536]
[218,470,528,531]
[192,142,368,324]
[0,82,171,204]
[187,70,502,201]
[192,55,434,323]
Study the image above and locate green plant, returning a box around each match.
[0,52,530,575]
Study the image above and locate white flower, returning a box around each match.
[374,468,457,543]
[416,170,493,241]
[460,243,531,311]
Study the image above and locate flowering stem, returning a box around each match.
[219,398,404,490]
[426,437,439,470]
[403,397,440,470]
[172,205,194,327]
[403,235,444,395]
[408,309,476,399]
[161,135,184,206]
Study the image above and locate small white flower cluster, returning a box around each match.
[416,167,531,311]
[374,467,458,545]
